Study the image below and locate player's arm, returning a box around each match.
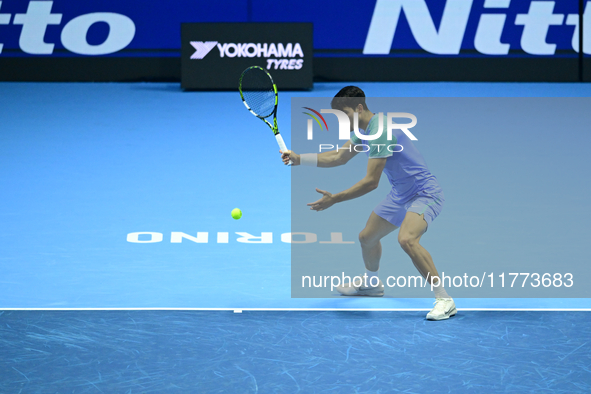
[318,140,358,167]
[307,157,386,211]
[332,157,386,203]
[281,141,358,167]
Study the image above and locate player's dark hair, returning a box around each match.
[331,86,369,111]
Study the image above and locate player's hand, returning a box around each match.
[307,188,335,211]
[280,150,300,166]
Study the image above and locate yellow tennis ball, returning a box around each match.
[231,208,242,220]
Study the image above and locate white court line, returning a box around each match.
[1,308,590,312]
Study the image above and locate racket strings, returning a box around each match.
[240,69,276,118]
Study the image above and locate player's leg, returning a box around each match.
[398,212,438,283]
[335,212,397,297]
[398,198,456,320]
[359,211,398,272]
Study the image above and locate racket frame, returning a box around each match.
[239,66,292,165]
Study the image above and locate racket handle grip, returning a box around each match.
[276,134,293,166]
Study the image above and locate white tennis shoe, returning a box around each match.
[426,298,457,320]
[335,278,384,297]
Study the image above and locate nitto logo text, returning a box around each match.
[0,1,135,55]
[364,0,590,55]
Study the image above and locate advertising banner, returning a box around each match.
[0,0,587,81]
[181,23,313,90]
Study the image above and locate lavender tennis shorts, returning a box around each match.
[374,191,445,229]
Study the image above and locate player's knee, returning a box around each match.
[398,233,417,251]
[359,230,377,246]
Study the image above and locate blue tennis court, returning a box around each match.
[1,310,590,392]
[1,82,591,392]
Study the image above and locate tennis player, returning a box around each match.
[281,86,455,320]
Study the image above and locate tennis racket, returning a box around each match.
[239,66,292,165]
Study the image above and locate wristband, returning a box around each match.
[300,153,318,167]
